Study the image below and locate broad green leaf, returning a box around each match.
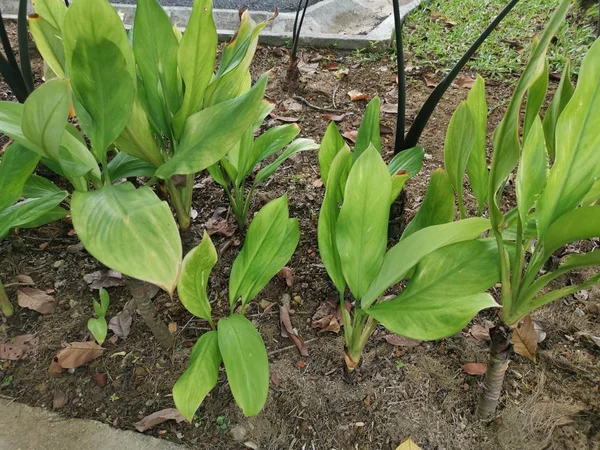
[523,58,549,137]
[71,183,182,294]
[59,131,102,182]
[22,174,62,199]
[177,231,217,321]
[0,102,41,152]
[63,0,135,158]
[87,317,107,344]
[22,79,70,160]
[133,0,181,134]
[390,173,409,204]
[319,121,346,186]
[17,206,68,230]
[229,195,292,307]
[173,331,221,422]
[28,15,66,78]
[401,168,454,240]
[172,0,217,137]
[250,124,300,169]
[368,292,498,340]
[387,146,425,178]
[465,75,488,214]
[218,315,269,417]
[255,138,319,184]
[0,143,40,211]
[444,101,476,217]
[362,218,491,308]
[32,0,67,30]
[0,190,67,239]
[173,331,221,421]
[542,206,600,257]
[155,75,267,179]
[336,147,391,300]
[488,0,569,227]
[582,179,600,206]
[543,60,573,160]
[354,97,381,160]
[535,39,600,239]
[207,163,228,188]
[516,116,547,227]
[318,147,352,293]
[107,152,157,182]
[114,98,164,167]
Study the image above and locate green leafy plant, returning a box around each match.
[208,119,318,228]
[173,196,299,419]
[88,288,110,344]
[0,0,34,102]
[437,0,600,419]
[318,98,502,371]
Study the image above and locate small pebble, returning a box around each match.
[53,260,65,268]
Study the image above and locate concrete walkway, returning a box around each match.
[0,400,183,450]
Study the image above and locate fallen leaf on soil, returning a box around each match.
[383,334,419,347]
[430,12,456,27]
[205,207,235,238]
[49,341,105,376]
[108,299,135,340]
[53,389,68,409]
[270,374,282,388]
[280,296,309,357]
[17,288,56,314]
[277,267,294,287]
[311,298,339,331]
[269,113,299,123]
[168,322,178,334]
[312,178,324,188]
[134,408,187,432]
[39,242,48,250]
[511,315,538,361]
[92,373,107,387]
[83,270,126,290]
[381,103,398,114]
[323,61,338,71]
[455,74,475,88]
[380,125,394,135]
[298,60,319,74]
[295,361,306,369]
[335,68,349,79]
[342,130,358,143]
[348,90,369,101]
[322,113,345,122]
[469,323,493,341]
[0,334,38,360]
[396,437,422,450]
[423,76,438,88]
[461,362,487,375]
[281,98,303,112]
[15,274,34,284]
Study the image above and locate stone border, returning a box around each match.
[1,0,422,50]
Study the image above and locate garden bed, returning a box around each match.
[1,25,599,450]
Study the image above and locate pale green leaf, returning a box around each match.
[390,173,409,204]
[251,124,300,168]
[354,97,381,160]
[319,121,346,187]
[22,174,62,199]
[582,179,600,206]
[465,75,488,214]
[0,190,67,239]
[87,317,107,344]
[255,138,319,184]
[107,152,156,182]
[387,146,424,178]
[543,60,573,160]
[28,15,66,78]
[0,143,40,211]
[542,206,600,257]
[33,0,67,30]
[523,58,549,137]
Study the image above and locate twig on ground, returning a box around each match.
[292,95,344,113]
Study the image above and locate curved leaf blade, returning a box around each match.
[0,143,40,211]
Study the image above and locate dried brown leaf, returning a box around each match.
[423,76,438,88]
[461,362,487,375]
[430,13,457,27]
[511,315,538,361]
[14,274,34,285]
[455,74,475,88]
[277,267,294,287]
[17,288,56,314]
[322,113,345,122]
[269,113,299,123]
[469,323,493,341]
[380,125,394,135]
[383,334,419,347]
[205,207,236,237]
[108,299,135,339]
[348,90,369,101]
[342,130,358,143]
[0,334,38,360]
[53,389,68,409]
[323,61,339,71]
[280,300,309,357]
[134,408,187,432]
[83,270,126,290]
[49,341,105,375]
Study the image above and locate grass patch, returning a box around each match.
[403,0,598,78]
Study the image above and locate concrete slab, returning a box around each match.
[0,399,184,450]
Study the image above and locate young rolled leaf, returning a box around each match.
[535,38,600,239]
[218,314,269,417]
[71,183,182,294]
[248,124,300,176]
[255,138,319,184]
[465,75,488,215]
[542,60,573,160]
[353,97,382,160]
[401,168,455,240]
[177,231,218,322]
[0,143,40,211]
[336,146,391,300]
[173,330,221,421]
[87,316,107,344]
[319,121,346,187]
[318,147,352,294]
[63,0,135,159]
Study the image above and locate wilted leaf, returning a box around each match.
[0,334,38,360]
[383,334,419,347]
[280,296,309,356]
[311,298,339,330]
[83,270,126,290]
[469,323,493,341]
[396,437,422,450]
[277,267,294,287]
[455,74,475,88]
[269,113,299,123]
[298,60,318,74]
[322,113,345,122]
[205,207,236,238]
[108,299,135,339]
[348,90,369,101]
[134,408,187,432]
[15,274,34,285]
[342,130,358,143]
[53,389,68,409]
[423,76,438,88]
[511,315,537,361]
[17,288,56,314]
[49,341,105,375]
[461,362,487,375]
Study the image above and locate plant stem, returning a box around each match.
[510,217,525,302]
[166,180,191,230]
[127,279,174,349]
[457,188,467,220]
[477,324,512,420]
[344,310,377,372]
[0,279,14,317]
[392,0,406,154]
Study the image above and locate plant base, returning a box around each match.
[127,279,174,349]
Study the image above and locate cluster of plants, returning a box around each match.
[0,0,598,426]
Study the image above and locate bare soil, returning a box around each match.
[1,26,599,450]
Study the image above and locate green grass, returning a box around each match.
[403,0,598,78]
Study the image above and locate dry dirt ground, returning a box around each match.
[1,26,599,450]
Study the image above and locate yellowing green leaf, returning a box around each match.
[396,437,422,450]
[319,121,346,187]
[542,60,573,160]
